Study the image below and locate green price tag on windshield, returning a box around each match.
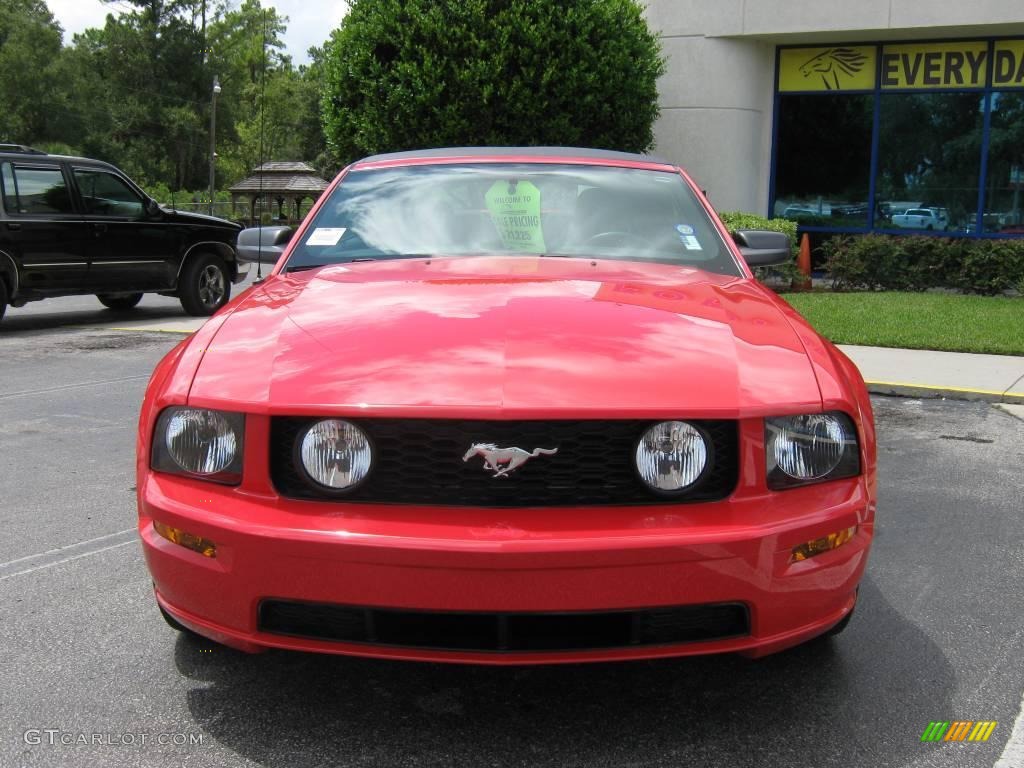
[485,180,546,252]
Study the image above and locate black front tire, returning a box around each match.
[825,607,855,636]
[159,603,191,633]
[825,587,859,637]
[0,277,8,324]
[97,293,143,311]
[179,253,230,316]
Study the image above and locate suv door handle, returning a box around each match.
[6,222,20,230]
[93,223,108,235]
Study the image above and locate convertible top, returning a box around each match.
[354,146,675,168]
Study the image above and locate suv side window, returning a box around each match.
[4,166,75,215]
[74,169,145,218]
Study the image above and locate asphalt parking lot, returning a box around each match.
[1,297,1022,768]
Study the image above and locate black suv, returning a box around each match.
[0,145,245,324]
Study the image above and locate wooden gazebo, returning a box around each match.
[229,161,330,224]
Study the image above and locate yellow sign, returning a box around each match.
[994,40,1024,87]
[778,46,875,92]
[880,42,987,89]
[484,180,546,253]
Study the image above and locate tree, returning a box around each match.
[60,1,215,188]
[320,0,665,164]
[5,0,330,196]
[0,0,67,143]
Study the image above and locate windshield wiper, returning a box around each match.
[285,263,331,272]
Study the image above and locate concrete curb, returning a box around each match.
[865,380,1024,404]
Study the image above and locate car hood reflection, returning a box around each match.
[187,257,823,417]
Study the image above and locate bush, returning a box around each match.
[823,234,1024,295]
[321,0,665,162]
[718,211,800,284]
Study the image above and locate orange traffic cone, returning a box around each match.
[793,233,812,291]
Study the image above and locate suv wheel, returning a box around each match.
[97,293,143,311]
[0,277,7,324]
[179,252,230,316]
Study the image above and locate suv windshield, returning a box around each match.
[284,163,741,276]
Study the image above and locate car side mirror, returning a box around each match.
[732,230,792,267]
[146,198,162,218]
[237,225,294,265]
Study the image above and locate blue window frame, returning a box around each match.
[770,36,1024,239]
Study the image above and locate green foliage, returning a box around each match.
[321,0,665,163]
[823,234,1024,295]
[0,0,66,143]
[781,291,1024,355]
[717,211,800,283]
[718,211,798,247]
[2,0,330,195]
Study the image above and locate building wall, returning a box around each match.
[644,0,1024,215]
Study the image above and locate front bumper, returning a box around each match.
[139,469,874,665]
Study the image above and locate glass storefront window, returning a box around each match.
[773,39,1024,237]
[875,93,983,233]
[983,91,1024,234]
[774,94,873,227]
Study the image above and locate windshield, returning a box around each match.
[284,163,741,276]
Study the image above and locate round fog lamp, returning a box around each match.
[165,408,238,475]
[299,419,373,491]
[635,421,708,493]
[771,414,846,480]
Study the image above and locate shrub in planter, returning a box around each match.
[822,234,903,290]
[956,239,1024,295]
[823,233,1024,294]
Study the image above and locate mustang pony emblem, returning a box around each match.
[799,47,868,90]
[462,443,558,478]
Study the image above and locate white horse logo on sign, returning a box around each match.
[462,443,559,478]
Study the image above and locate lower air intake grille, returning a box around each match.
[258,600,750,652]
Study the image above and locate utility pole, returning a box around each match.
[208,75,220,216]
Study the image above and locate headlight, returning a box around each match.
[297,419,373,492]
[635,421,709,494]
[766,412,860,489]
[151,407,244,484]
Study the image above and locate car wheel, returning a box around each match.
[179,252,230,316]
[0,276,8,324]
[159,603,193,634]
[825,606,855,636]
[97,293,143,311]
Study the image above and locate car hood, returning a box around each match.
[188,257,823,418]
[158,207,242,231]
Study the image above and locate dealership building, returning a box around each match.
[644,1,1024,236]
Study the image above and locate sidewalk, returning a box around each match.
[838,344,1024,408]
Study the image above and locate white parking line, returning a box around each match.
[0,376,150,400]
[995,687,1024,768]
[0,528,137,581]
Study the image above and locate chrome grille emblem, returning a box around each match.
[462,443,559,478]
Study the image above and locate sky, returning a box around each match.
[46,0,349,64]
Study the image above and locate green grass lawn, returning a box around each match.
[779,291,1024,356]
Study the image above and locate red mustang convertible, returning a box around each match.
[138,148,876,664]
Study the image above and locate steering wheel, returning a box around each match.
[584,231,653,249]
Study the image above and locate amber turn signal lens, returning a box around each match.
[791,526,857,562]
[153,520,217,558]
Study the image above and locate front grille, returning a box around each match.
[270,418,738,507]
[258,599,750,652]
